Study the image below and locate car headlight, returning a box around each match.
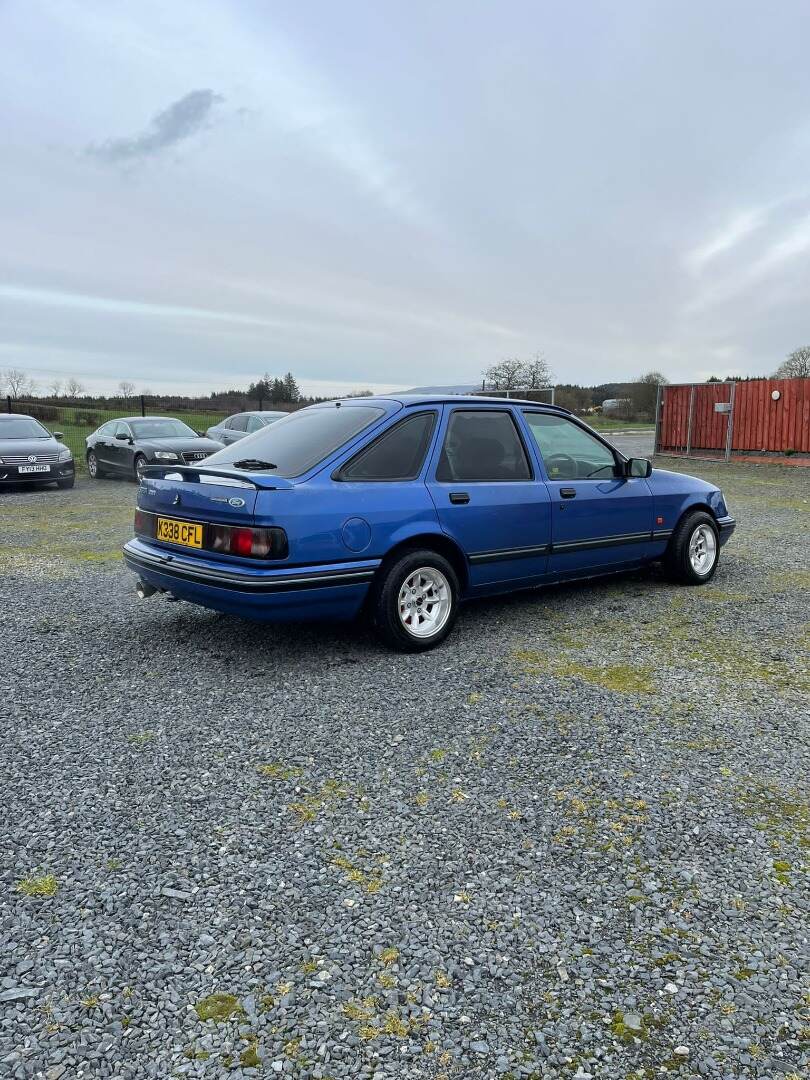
[153,451,179,460]
[57,449,73,463]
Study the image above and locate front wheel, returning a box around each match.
[664,511,719,585]
[372,549,460,652]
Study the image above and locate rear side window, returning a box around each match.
[205,405,386,477]
[338,412,437,481]
[245,415,264,433]
[436,410,531,482]
[228,415,248,431]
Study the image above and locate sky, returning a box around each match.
[2,0,810,397]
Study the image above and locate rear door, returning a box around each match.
[519,410,654,575]
[426,407,550,589]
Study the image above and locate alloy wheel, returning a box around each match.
[397,566,452,639]
[688,523,717,576]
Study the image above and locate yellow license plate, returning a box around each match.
[156,517,203,548]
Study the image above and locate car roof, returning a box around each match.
[324,393,572,414]
[113,416,186,423]
[0,413,52,424]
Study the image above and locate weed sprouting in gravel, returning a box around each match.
[194,992,245,1023]
[17,873,58,897]
[257,762,302,781]
[126,731,155,747]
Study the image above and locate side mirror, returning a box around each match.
[116,433,131,442]
[626,457,652,478]
[53,431,64,439]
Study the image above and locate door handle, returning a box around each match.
[449,491,470,505]
[559,487,576,499]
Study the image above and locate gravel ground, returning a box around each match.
[1,463,808,1080]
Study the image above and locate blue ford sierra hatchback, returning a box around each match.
[123,395,735,651]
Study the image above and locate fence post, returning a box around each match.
[140,394,146,418]
[724,382,736,461]
[5,396,11,414]
[258,395,263,411]
[685,384,695,456]
[653,384,662,454]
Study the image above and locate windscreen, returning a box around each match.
[0,417,50,439]
[131,419,198,439]
[204,405,386,477]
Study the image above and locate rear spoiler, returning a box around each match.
[138,464,293,490]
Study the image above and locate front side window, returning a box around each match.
[205,404,386,477]
[436,410,531,482]
[338,411,436,481]
[130,419,197,439]
[522,412,617,479]
[113,421,132,438]
[228,415,248,431]
[245,415,264,433]
[97,421,116,436]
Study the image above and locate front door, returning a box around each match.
[519,411,654,576]
[426,407,550,590]
[108,421,134,473]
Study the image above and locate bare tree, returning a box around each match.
[524,351,554,388]
[64,377,85,398]
[775,345,810,379]
[118,380,136,398]
[49,378,63,397]
[484,357,528,390]
[3,368,36,398]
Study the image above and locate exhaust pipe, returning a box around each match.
[135,579,157,599]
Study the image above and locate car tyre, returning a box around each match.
[57,476,75,490]
[372,548,460,652]
[86,450,104,479]
[134,453,147,482]
[664,510,719,585]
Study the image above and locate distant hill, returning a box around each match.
[405,383,481,395]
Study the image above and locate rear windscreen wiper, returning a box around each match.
[231,459,278,470]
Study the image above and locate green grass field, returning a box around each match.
[585,417,655,432]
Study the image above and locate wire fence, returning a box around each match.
[4,395,294,471]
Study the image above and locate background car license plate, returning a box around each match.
[18,464,50,474]
[156,517,203,547]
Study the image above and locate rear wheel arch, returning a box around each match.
[377,532,468,593]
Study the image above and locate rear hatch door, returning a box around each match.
[138,466,260,527]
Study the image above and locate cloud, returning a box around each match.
[685,207,771,274]
[86,89,224,163]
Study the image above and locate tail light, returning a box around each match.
[208,524,287,559]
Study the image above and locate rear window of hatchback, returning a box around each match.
[204,405,386,477]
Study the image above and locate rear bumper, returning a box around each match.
[123,538,379,622]
[716,515,736,546]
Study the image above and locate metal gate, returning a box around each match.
[654,382,736,460]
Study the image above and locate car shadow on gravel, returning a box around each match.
[136,561,684,664]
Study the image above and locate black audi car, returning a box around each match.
[85,417,224,481]
[0,414,75,489]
